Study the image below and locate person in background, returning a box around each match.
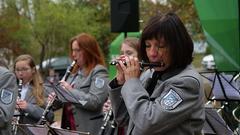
[109,12,205,135]
[50,33,109,135]
[103,37,141,112]
[103,37,140,135]
[0,59,9,69]
[45,68,59,85]
[0,59,18,135]
[14,54,54,134]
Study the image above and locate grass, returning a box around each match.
[52,109,62,127]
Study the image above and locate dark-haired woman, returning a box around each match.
[108,12,205,135]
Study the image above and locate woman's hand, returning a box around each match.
[103,99,111,113]
[119,56,141,81]
[16,99,28,109]
[115,55,126,85]
[59,80,73,90]
[48,92,56,103]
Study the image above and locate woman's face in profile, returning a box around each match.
[71,40,85,69]
[120,43,138,58]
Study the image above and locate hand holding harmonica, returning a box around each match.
[110,56,165,68]
[110,60,165,68]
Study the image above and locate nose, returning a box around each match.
[72,51,77,58]
[149,46,159,56]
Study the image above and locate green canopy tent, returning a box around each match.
[194,0,240,71]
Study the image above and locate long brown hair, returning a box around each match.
[69,33,106,75]
[14,54,45,106]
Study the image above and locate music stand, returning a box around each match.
[200,71,240,134]
[17,124,90,135]
[200,71,240,101]
[14,124,41,135]
[202,107,233,135]
[48,127,90,135]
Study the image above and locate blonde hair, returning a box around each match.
[121,37,141,60]
[14,54,45,106]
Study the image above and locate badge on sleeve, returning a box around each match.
[95,77,105,89]
[160,89,182,110]
[78,100,87,106]
[0,89,14,104]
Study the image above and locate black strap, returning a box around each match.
[145,71,162,96]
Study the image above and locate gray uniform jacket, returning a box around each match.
[109,65,205,135]
[19,85,54,125]
[0,67,18,135]
[55,64,109,135]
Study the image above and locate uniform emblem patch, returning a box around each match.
[95,78,105,89]
[0,89,13,104]
[78,100,87,106]
[160,89,182,110]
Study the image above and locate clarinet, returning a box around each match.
[61,60,76,81]
[38,60,76,125]
[37,94,56,125]
[98,108,116,135]
[12,79,22,135]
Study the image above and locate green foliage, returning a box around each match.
[193,53,204,69]
[139,0,203,40]
[32,0,112,62]
[0,0,203,68]
[0,0,32,56]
